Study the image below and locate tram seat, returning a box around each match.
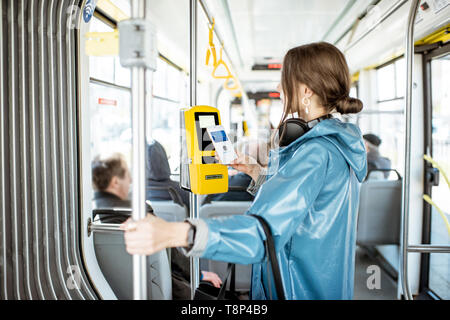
[150,201,188,222]
[199,201,253,219]
[92,209,172,300]
[367,170,385,180]
[199,201,253,291]
[147,186,188,222]
[357,169,402,245]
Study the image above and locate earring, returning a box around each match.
[302,96,311,115]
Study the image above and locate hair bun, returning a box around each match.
[336,96,363,114]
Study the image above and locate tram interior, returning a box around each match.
[0,0,448,300]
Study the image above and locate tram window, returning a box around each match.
[349,84,358,99]
[150,57,189,173]
[167,63,182,102]
[88,16,131,87]
[357,112,404,174]
[377,63,395,101]
[153,58,168,98]
[395,59,406,99]
[114,56,132,88]
[377,58,405,102]
[428,54,450,300]
[89,83,132,163]
[87,15,132,169]
[150,98,181,172]
[356,58,408,174]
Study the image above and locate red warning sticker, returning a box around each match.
[98,98,117,106]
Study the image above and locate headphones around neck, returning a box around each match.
[278,114,333,147]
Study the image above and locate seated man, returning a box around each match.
[92,152,222,298]
[146,139,190,209]
[92,153,135,215]
[363,133,392,179]
[203,139,269,203]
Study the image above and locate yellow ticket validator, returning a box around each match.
[180,106,229,194]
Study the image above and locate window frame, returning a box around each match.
[375,55,406,103]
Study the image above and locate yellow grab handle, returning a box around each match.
[223,76,239,91]
[206,45,217,67]
[208,18,215,46]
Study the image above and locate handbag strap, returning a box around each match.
[217,263,234,300]
[249,214,286,300]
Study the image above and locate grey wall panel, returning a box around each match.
[0,0,8,299]
[18,0,36,300]
[0,0,98,300]
[8,0,25,300]
[28,0,46,300]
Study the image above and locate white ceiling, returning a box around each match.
[219,0,374,88]
[228,0,350,65]
[143,0,376,90]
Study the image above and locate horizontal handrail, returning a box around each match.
[407,245,450,253]
[87,218,123,237]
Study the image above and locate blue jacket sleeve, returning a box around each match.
[200,142,329,265]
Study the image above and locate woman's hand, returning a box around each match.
[121,214,190,256]
[201,271,223,288]
[229,151,262,181]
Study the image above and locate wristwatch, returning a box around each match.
[185,221,197,250]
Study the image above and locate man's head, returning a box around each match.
[363,133,381,153]
[92,153,131,200]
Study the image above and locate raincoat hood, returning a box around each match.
[146,140,171,181]
[276,117,367,182]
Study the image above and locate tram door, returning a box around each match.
[425,49,450,299]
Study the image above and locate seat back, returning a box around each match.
[94,231,172,300]
[357,169,402,245]
[91,208,172,300]
[150,201,188,222]
[200,201,253,291]
[200,201,253,219]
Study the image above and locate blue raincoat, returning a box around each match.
[199,118,367,300]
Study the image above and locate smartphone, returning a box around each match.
[206,125,238,164]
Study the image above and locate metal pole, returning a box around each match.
[400,0,420,301]
[407,245,450,253]
[189,0,200,300]
[131,0,147,300]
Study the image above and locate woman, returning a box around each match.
[122,42,367,300]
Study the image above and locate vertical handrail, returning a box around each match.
[130,0,147,300]
[400,0,420,301]
[189,0,200,300]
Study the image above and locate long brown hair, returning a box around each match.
[280,42,363,126]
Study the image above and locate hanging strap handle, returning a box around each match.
[249,214,286,300]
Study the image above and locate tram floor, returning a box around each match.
[202,245,398,300]
[353,246,398,300]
